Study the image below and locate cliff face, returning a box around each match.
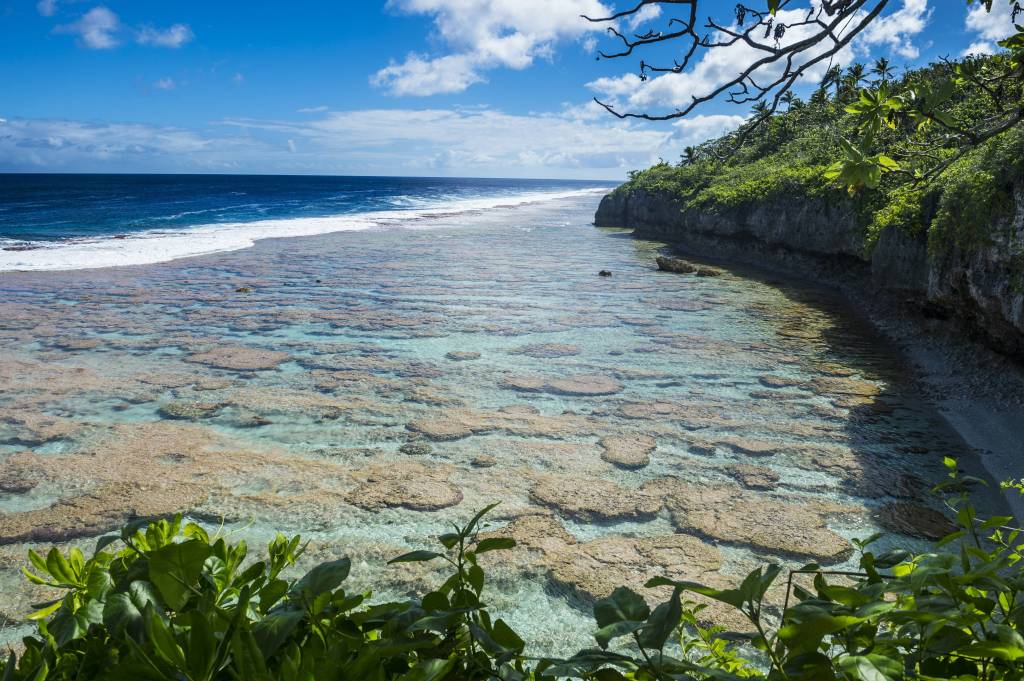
[596,187,1024,358]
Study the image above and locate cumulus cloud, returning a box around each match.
[373,0,611,95]
[37,0,57,17]
[859,0,931,59]
[0,107,690,179]
[55,6,120,49]
[672,114,747,147]
[586,1,929,117]
[136,23,194,48]
[963,0,1016,55]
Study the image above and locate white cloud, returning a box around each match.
[37,0,57,17]
[962,40,998,56]
[136,23,194,48]
[0,107,682,179]
[963,0,1015,55]
[153,78,176,91]
[373,0,611,95]
[672,114,746,147]
[297,106,329,113]
[627,4,661,30]
[55,6,120,49]
[859,0,931,59]
[587,1,929,116]
[373,53,484,96]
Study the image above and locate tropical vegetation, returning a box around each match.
[3,459,1024,680]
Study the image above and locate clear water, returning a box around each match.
[0,187,997,654]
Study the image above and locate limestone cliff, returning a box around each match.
[595,187,1024,358]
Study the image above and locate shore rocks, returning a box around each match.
[726,464,780,490]
[186,346,290,371]
[656,257,696,274]
[599,434,656,469]
[509,343,581,359]
[715,436,781,457]
[345,463,463,512]
[399,442,433,456]
[445,351,481,361]
[646,478,854,562]
[500,373,623,396]
[406,418,475,441]
[158,400,224,421]
[530,474,662,522]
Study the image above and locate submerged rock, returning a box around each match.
[158,400,224,421]
[406,418,474,441]
[726,464,780,491]
[715,436,781,457]
[345,463,463,512]
[529,474,661,522]
[509,343,581,359]
[445,351,481,361]
[500,373,623,397]
[599,434,656,469]
[645,478,854,563]
[399,442,433,456]
[186,346,290,371]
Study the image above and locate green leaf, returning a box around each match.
[144,604,187,671]
[252,609,306,658]
[291,557,351,598]
[103,581,159,639]
[594,620,644,649]
[837,653,901,680]
[389,550,444,564]
[148,539,213,610]
[594,586,650,628]
[636,589,682,650]
[474,537,516,554]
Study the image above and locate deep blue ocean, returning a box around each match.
[0,174,614,271]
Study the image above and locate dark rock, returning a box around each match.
[598,270,612,277]
[400,442,434,456]
[656,256,696,274]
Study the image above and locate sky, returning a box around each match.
[0,0,1015,179]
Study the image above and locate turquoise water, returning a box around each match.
[0,193,991,653]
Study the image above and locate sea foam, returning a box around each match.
[0,187,606,272]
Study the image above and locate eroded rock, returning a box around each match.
[599,434,656,469]
[530,474,661,522]
[345,463,463,512]
[186,346,290,371]
[645,478,854,563]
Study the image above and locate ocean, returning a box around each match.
[0,174,614,271]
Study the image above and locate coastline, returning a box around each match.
[623,230,1024,521]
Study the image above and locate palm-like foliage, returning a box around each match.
[871,56,895,84]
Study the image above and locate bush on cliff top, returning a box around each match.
[3,460,1024,680]
[619,53,1024,258]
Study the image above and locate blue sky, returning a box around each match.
[0,0,1013,179]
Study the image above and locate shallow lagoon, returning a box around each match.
[0,194,994,653]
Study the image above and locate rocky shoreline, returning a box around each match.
[596,187,1024,359]
[595,188,1024,519]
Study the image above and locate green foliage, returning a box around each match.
[4,465,1024,680]
[619,52,1024,260]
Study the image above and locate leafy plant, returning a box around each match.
[3,460,1023,680]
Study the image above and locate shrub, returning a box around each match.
[2,460,1022,680]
